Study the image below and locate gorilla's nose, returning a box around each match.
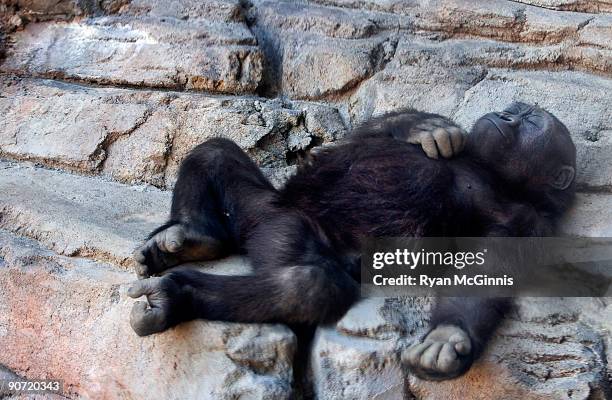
[482,112,516,141]
[494,112,521,126]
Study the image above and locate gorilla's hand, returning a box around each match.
[407,117,466,159]
[402,324,473,380]
[127,277,182,336]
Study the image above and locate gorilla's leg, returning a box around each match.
[128,211,359,335]
[402,297,511,380]
[128,266,358,336]
[134,138,278,278]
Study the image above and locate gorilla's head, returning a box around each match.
[468,102,576,197]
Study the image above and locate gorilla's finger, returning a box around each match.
[454,339,471,355]
[432,128,453,158]
[437,343,459,374]
[420,342,444,370]
[133,247,146,264]
[448,127,464,154]
[449,330,472,355]
[127,277,163,298]
[418,133,439,159]
[155,234,166,253]
[156,231,171,253]
[403,341,433,366]
[130,301,167,337]
[134,263,149,280]
[406,131,424,144]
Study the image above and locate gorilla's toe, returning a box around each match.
[129,301,168,336]
[133,225,187,279]
[155,224,186,253]
[402,324,473,381]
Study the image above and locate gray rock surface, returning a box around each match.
[1,0,611,399]
[2,0,126,21]
[0,229,295,399]
[248,1,399,98]
[560,193,612,236]
[1,16,263,93]
[0,76,347,187]
[0,161,169,267]
[123,0,244,21]
[311,297,611,400]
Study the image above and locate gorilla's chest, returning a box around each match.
[288,148,459,240]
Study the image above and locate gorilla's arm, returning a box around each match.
[352,109,466,159]
[403,237,516,380]
[403,166,557,380]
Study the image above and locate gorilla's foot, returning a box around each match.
[133,223,225,279]
[127,277,181,336]
[402,325,473,381]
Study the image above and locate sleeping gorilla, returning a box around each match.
[128,102,576,381]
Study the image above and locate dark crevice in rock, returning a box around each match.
[500,331,575,344]
[577,16,596,31]
[406,25,580,46]
[509,0,612,13]
[0,72,269,102]
[0,152,102,178]
[160,122,180,190]
[94,107,155,173]
[241,0,283,98]
[285,136,324,167]
[1,70,183,93]
[575,184,612,193]
[65,246,135,269]
[481,57,611,76]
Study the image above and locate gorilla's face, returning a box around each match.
[468,102,576,192]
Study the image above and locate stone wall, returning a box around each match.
[0,0,610,399]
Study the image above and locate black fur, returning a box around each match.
[136,103,576,377]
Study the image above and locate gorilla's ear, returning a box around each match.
[550,165,575,190]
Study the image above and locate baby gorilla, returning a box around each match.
[129,103,576,381]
